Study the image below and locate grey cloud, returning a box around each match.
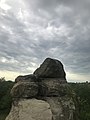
[25,0,90,13]
[0,0,90,81]
[25,0,90,29]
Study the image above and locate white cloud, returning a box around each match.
[0,0,11,10]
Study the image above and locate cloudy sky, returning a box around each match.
[0,0,90,82]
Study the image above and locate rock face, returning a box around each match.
[6,99,52,120]
[6,58,79,120]
[34,58,66,79]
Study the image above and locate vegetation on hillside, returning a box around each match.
[70,82,90,120]
[0,78,14,120]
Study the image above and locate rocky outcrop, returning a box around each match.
[6,58,79,120]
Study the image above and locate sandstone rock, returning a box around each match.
[6,58,79,120]
[11,82,38,98]
[6,99,52,120]
[34,58,66,79]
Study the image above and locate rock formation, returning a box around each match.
[6,58,79,120]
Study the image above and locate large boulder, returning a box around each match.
[34,58,66,79]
